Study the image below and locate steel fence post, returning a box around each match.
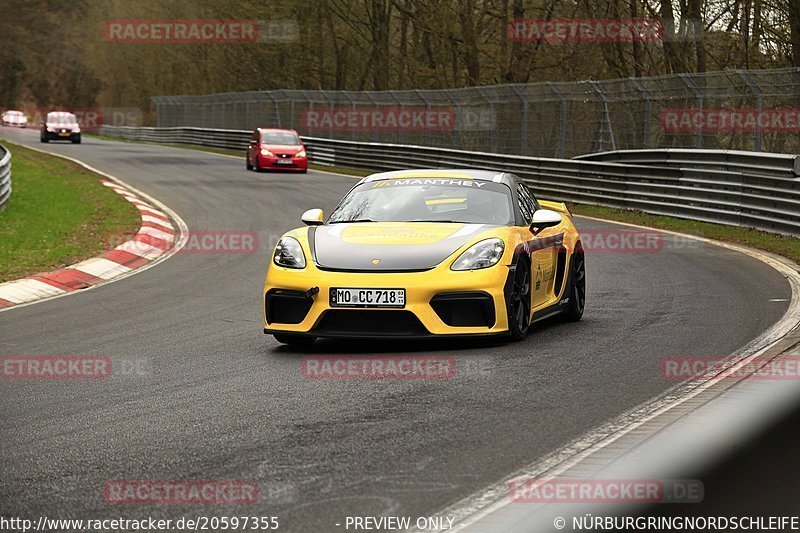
[631,77,653,149]
[386,91,403,144]
[738,70,763,152]
[416,90,431,147]
[154,100,162,127]
[476,86,494,152]
[267,93,280,127]
[547,82,568,158]
[447,90,463,148]
[589,80,617,152]
[680,74,704,148]
[324,90,336,139]
[340,92,356,141]
[509,85,529,155]
[363,91,379,142]
[299,90,313,135]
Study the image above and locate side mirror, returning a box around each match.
[529,209,562,234]
[301,208,324,226]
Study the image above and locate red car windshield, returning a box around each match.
[261,131,300,145]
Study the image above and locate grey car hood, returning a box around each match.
[312,222,490,271]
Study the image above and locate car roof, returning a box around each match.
[360,168,517,186]
[257,128,297,133]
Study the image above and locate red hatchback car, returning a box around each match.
[246,128,308,173]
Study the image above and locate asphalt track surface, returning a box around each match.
[0,127,792,531]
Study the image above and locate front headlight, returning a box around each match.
[451,238,505,271]
[295,149,307,158]
[73,126,80,132]
[273,237,306,269]
[261,148,274,157]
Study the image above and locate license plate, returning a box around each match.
[58,132,70,136]
[276,159,292,164]
[330,288,405,308]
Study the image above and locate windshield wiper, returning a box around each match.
[328,218,376,224]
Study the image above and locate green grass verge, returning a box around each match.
[0,141,141,283]
[87,134,799,265]
[571,204,800,265]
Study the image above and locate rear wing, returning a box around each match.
[538,199,572,217]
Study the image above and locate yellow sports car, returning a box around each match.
[263,169,585,346]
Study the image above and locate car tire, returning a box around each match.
[300,169,308,174]
[562,244,586,322]
[507,259,532,341]
[72,138,81,144]
[273,333,316,347]
[40,137,48,143]
[246,158,253,171]
[253,157,262,172]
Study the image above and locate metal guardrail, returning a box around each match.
[99,126,800,237]
[0,144,11,210]
[100,125,249,151]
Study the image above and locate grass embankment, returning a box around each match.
[0,141,141,282]
[87,134,800,265]
[571,204,800,265]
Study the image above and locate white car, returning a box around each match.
[1,110,28,127]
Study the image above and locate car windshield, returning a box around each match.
[328,178,514,225]
[261,131,300,145]
[47,113,77,124]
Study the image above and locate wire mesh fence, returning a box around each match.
[152,67,800,158]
